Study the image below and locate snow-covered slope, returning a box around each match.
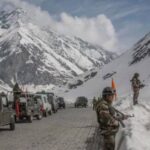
[60,32,150,150]
[61,32,150,100]
[0,8,115,87]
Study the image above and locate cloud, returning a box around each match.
[52,13,118,51]
[0,0,119,52]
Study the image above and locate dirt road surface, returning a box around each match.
[0,107,102,150]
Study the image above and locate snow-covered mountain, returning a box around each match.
[0,8,116,87]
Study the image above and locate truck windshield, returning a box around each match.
[20,97,26,103]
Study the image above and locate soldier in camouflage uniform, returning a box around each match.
[95,97,102,125]
[131,73,144,105]
[96,87,120,150]
[13,83,22,109]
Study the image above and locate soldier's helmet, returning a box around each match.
[102,87,115,98]
[134,72,139,78]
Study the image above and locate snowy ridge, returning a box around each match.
[60,32,150,100]
[0,8,115,86]
[59,32,150,150]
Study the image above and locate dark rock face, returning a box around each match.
[130,33,150,65]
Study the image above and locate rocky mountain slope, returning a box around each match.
[0,8,116,87]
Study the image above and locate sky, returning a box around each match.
[1,0,150,53]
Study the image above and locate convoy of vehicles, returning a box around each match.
[0,84,89,132]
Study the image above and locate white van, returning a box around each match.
[35,94,52,117]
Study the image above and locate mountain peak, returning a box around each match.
[0,8,26,29]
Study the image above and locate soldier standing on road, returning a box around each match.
[131,73,144,105]
[13,83,22,110]
[96,87,127,150]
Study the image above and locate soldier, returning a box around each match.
[131,73,144,105]
[13,83,22,109]
[96,87,127,150]
[92,97,97,110]
[95,97,102,125]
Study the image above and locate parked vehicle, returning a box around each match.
[75,97,88,108]
[47,93,58,113]
[56,97,66,109]
[35,94,52,117]
[33,96,43,120]
[14,93,35,123]
[0,92,15,130]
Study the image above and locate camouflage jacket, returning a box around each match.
[131,77,141,89]
[96,100,119,135]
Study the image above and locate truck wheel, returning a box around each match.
[14,115,18,123]
[10,122,15,131]
[44,110,48,117]
[54,109,57,113]
[48,110,52,115]
[37,114,42,120]
[28,115,33,123]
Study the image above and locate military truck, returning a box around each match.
[75,96,88,108]
[56,97,66,109]
[14,94,33,122]
[14,93,43,122]
[0,93,15,130]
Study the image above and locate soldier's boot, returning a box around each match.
[134,101,138,105]
[133,94,137,105]
[133,93,139,105]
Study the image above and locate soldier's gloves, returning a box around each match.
[123,115,128,120]
[112,120,119,127]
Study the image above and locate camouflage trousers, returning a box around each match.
[103,134,115,150]
[133,90,139,105]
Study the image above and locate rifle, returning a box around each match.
[110,107,134,128]
[140,84,145,89]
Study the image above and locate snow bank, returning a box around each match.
[114,96,150,150]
